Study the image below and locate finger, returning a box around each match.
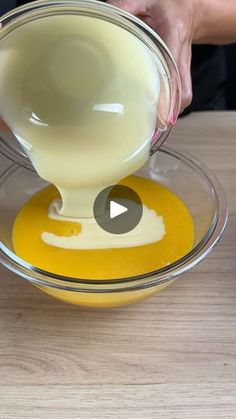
[179,42,193,112]
[107,0,147,15]
[0,119,10,132]
[160,29,192,118]
[158,33,183,123]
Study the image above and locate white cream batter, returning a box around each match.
[42,200,165,249]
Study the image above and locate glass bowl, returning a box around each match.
[0,147,228,308]
[0,0,181,169]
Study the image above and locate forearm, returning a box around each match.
[193,0,236,45]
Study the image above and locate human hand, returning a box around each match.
[107,0,200,113]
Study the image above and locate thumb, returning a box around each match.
[107,0,146,15]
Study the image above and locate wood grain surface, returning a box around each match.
[0,112,236,418]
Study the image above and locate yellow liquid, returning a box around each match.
[12,176,195,306]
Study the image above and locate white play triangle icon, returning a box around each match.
[110,201,128,219]
[94,185,143,234]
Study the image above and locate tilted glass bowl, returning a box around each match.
[0,0,181,166]
[0,147,228,308]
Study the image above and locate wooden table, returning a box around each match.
[0,112,235,418]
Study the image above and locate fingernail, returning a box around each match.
[170,112,178,125]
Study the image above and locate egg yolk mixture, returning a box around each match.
[12,175,195,279]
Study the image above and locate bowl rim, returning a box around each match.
[0,146,228,293]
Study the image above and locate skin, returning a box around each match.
[108,0,236,113]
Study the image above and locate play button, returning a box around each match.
[110,201,128,219]
[93,185,143,234]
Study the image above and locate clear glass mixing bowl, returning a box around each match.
[0,147,228,308]
[0,0,181,168]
